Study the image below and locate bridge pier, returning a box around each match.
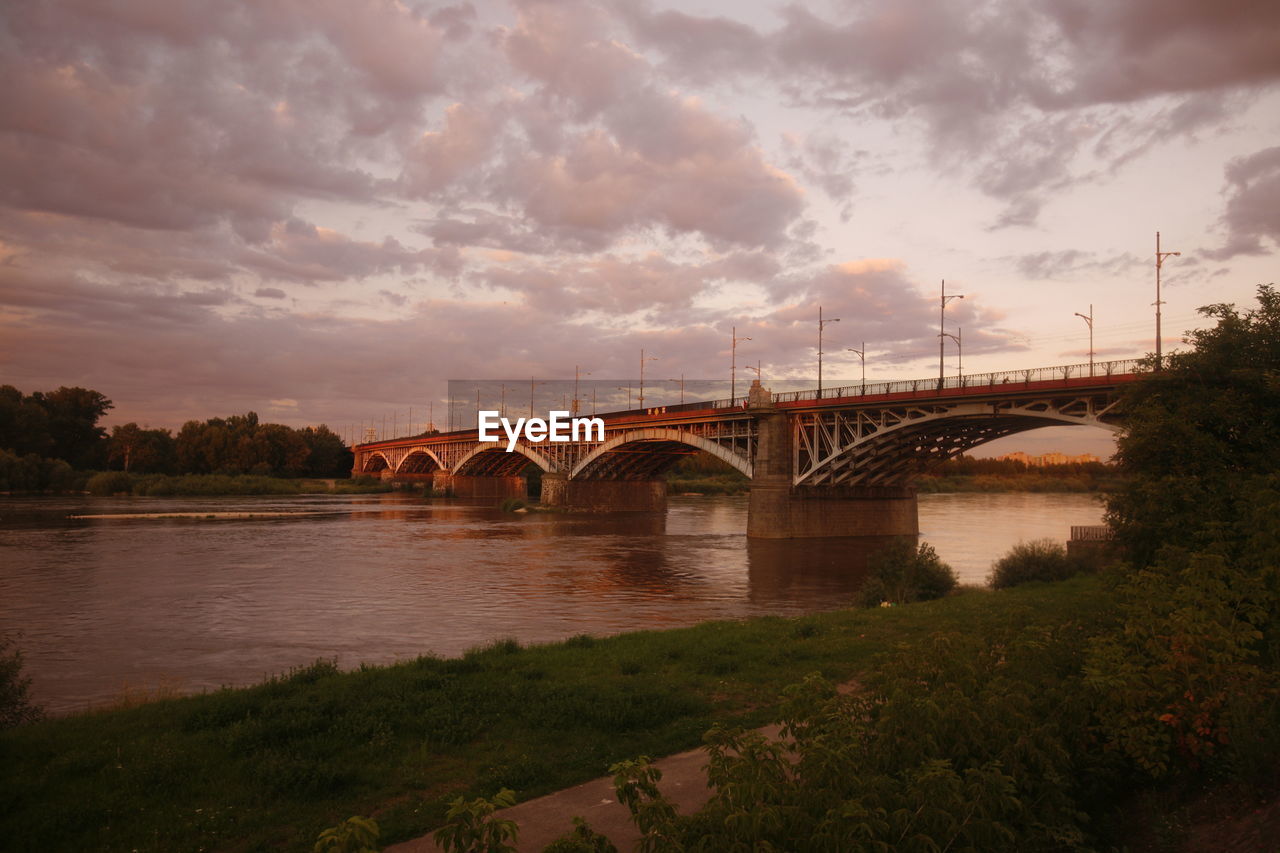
[441,472,526,500]
[539,473,666,512]
[747,394,919,539]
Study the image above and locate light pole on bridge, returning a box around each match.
[730,326,751,403]
[1074,305,1094,376]
[639,350,659,409]
[529,378,546,419]
[939,279,964,389]
[846,343,866,394]
[668,374,685,405]
[817,306,840,399]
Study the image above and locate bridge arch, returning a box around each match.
[570,428,753,480]
[452,443,559,477]
[795,400,1121,487]
[396,448,443,474]
[360,451,392,474]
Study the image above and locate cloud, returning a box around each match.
[1205,146,1280,259]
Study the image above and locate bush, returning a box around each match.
[86,470,133,496]
[988,539,1076,589]
[859,540,957,606]
[498,498,527,512]
[1,633,44,729]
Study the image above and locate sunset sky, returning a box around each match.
[2,0,1277,456]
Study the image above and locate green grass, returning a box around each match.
[0,577,1115,852]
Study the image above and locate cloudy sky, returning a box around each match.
[1,0,1277,456]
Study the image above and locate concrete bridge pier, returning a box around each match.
[746,393,919,540]
[426,469,526,499]
[539,473,667,512]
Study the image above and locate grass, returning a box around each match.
[0,577,1115,852]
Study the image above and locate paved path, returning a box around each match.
[386,725,784,852]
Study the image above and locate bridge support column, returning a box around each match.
[447,473,526,500]
[540,473,666,512]
[747,398,918,539]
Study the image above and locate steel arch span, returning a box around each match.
[793,395,1122,487]
[451,442,559,477]
[569,428,754,480]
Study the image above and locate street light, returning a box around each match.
[573,366,591,416]
[616,385,632,409]
[639,349,659,409]
[668,374,685,405]
[1155,232,1180,369]
[818,306,841,399]
[731,326,751,402]
[939,279,964,388]
[846,343,866,394]
[529,377,546,419]
[1074,305,1094,376]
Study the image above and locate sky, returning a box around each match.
[1,0,1277,458]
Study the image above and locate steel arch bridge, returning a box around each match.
[352,358,1136,489]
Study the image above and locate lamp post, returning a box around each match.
[846,343,866,394]
[617,385,632,409]
[529,378,546,419]
[1155,232,1180,369]
[669,374,685,405]
[939,279,964,388]
[940,329,962,383]
[1074,305,1094,376]
[639,349,658,409]
[818,306,841,399]
[731,326,751,402]
[572,366,591,416]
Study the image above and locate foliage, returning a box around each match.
[433,789,519,853]
[85,470,134,496]
[1084,548,1277,778]
[1107,284,1280,566]
[859,539,957,606]
[498,498,527,512]
[299,425,355,477]
[0,449,77,492]
[631,618,1104,851]
[0,384,112,470]
[541,817,617,852]
[988,538,1077,589]
[108,422,177,473]
[314,815,380,853]
[0,633,45,729]
[609,758,682,852]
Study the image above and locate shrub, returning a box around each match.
[313,815,380,853]
[0,633,44,729]
[988,538,1075,589]
[86,470,133,496]
[433,789,519,853]
[542,817,617,852]
[859,540,957,606]
[498,498,527,512]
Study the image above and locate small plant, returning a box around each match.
[0,632,44,729]
[314,815,380,853]
[858,540,957,606]
[609,758,681,853]
[541,816,618,852]
[988,538,1075,588]
[434,789,519,853]
[498,498,527,512]
[86,470,133,496]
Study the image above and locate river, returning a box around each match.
[0,492,1104,715]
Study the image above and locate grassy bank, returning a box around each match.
[915,472,1123,492]
[0,578,1115,852]
[82,472,393,497]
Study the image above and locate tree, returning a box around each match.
[1107,284,1280,567]
[108,423,176,473]
[30,386,113,469]
[300,425,353,477]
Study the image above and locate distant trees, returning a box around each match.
[0,384,353,483]
[0,384,112,469]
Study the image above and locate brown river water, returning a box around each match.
[0,492,1104,715]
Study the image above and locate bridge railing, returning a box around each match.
[770,358,1143,404]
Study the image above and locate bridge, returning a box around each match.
[352,359,1140,538]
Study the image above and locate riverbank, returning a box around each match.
[663,470,1122,495]
[80,471,394,496]
[1,576,1114,852]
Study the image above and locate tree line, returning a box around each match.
[1,385,353,489]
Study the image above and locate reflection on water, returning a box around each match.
[0,491,1102,714]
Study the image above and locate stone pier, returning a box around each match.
[421,470,526,499]
[539,473,666,512]
[746,384,919,539]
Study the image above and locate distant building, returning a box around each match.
[996,451,1101,467]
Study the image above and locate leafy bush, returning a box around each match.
[542,817,617,852]
[433,789,519,853]
[1,633,44,729]
[314,815,380,852]
[859,540,957,606]
[988,538,1076,588]
[86,470,132,496]
[498,498,527,512]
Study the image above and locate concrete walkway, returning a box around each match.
[386,725,784,853]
